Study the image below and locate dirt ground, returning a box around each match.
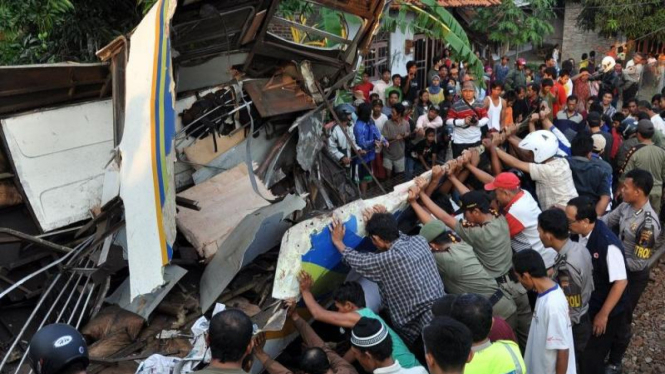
[622,259,665,374]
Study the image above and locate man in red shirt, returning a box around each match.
[354,71,374,103]
[547,67,568,115]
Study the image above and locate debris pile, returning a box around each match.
[0,1,385,373]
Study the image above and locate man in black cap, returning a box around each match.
[618,119,665,214]
[408,187,531,350]
[350,317,428,374]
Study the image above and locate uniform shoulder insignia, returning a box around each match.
[461,220,478,228]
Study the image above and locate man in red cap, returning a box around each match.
[485,172,558,270]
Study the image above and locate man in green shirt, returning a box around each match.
[619,119,665,214]
[409,187,531,350]
[296,273,421,369]
[418,219,517,324]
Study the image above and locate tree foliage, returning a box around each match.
[382,0,485,86]
[576,0,665,40]
[470,0,556,49]
[0,0,145,65]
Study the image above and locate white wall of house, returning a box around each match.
[388,13,415,75]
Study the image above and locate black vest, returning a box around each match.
[580,220,628,317]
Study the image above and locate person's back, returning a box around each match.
[529,157,579,209]
[339,212,444,345]
[429,238,517,323]
[464,340,524,374]
[449,294,526,374]
[626,144,665,190]
[505,189,558,267]
[375,233,444,338]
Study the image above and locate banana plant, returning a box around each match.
[384,0,486,88]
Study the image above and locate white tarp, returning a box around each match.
[1,100,113,231]
[119,0,178,299]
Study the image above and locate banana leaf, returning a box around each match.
[401,2,485,88]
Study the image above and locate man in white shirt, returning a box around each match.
[372,68,392,105]
[565,197,629,374]
[637,100,665,136]
[493,129,579,210]
[513,249,576,374]
[372,99,389,132]
[622,52,645,102]
[351,317,428,374]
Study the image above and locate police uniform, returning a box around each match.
[454,213,532,351]
[601,200,661,366]
[551,239,594,367]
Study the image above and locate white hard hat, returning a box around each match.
[518,130,559,163]
[601,56,616,73]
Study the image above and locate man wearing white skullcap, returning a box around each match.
[350,318,428,374]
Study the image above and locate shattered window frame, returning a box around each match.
[267,0,366,51]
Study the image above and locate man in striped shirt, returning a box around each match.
[445,81,489,158]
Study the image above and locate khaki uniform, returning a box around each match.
[433,240,517,322]
[454,215,532,350]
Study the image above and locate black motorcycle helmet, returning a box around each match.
[28,324,89,374]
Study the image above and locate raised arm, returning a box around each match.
[495,145,531,173]
[419,190,458,229]
[298,271,361,329]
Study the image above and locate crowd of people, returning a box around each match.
[306,48,665,374]
[25,49,665,374]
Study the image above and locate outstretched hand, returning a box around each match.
[432,165,445,180]
[298,270,313,293]
[414,176,428,190]
[252,332,267,355]
[407,185,420,203]
[330,217,346,248]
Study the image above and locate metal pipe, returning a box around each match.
[11,272,78,374]
[8,238,95,374]
[0,273,63,370]
[0,240,82,301]
[76,283,96,329]
[0,228,73,254]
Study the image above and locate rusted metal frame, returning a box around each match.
[262,39,345,68]
[0,228,73,254]
[73,197,123,238]
[0,237,92,371]
[314,81,387,195]
[242,0,282,72]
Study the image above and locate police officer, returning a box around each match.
[566,197,628,374]
[537,208,594,370]
[601,168,661,374]
[28,323,89,374]
[414,188,532,351]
